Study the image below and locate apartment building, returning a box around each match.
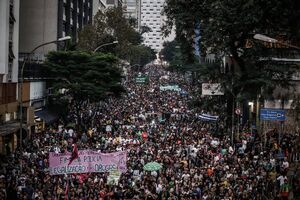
[20,0,93,55]
[124,0,141,30]
[18,0,93,140]
[140,0,175,52]
[106,0,123,8]
[93,0,107,18]
[0,0,20,154]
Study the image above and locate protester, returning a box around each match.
[0,64,299,200]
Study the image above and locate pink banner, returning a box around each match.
[49,150,127,175]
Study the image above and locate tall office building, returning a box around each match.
[0,0,20,154]
[17,0,93,141]
[106,0,123,8]
[19,0,93,57]
[140,0,175,52]
[124,0,141,30]
[0,0,19,83]
[93,0,107,18]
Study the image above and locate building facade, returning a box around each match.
[20,0,93,55]
[92,0,107,18]
[0,0,20,154]
[18,0,93,142]
[106,0,123,8]
[140,0,175,52]
[124,0,141,30]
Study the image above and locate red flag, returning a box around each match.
[68,144,79,165]
[77,173,88,184]
[142,132,148,139]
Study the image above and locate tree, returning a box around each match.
[140,25,152,35]
[128,44,156,66]
[160,40,180,63]
[163,0,300,100]
[77,7,155,65]
[163,0,300,132]
[44,51,124,126]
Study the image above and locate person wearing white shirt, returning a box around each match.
[282,158,289,170]
[156,183,163,194]
[277,175,287,186]
[68,128,74,137]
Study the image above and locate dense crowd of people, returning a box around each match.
[0,64,299,200]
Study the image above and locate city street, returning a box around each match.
[1,0,300,199]
[0,64,299,199]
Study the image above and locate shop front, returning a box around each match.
[0,122,27,155]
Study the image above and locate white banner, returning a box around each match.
[202,83,224,95]
[198,113,219,121]
[160,85,181,92]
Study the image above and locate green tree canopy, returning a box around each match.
[160,40,180,63]
[77,7,155,66]
[44,51,124,123]
[163,0,300,100]
[127,44,156,66]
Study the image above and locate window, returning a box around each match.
[9,4,16,23]
[8,43,15,62]
[9,23,13,41]
[7,62,13,82]
[77,14,81,24]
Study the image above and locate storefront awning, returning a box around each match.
[35,109,58,124]
[0,122,26,136]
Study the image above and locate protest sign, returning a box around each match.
[135,76,149,84]
[49,150,127,175]
[202,83,224,95]
[160,85,181,92]
[107,170,121,185]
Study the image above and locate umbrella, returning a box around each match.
[143,162,162,171]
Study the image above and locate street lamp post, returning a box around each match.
[93,41,118,53]
[18,36,71,171]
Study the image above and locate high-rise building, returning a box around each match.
[19,0,93,57]
[124,0,141,30]
[140,0,175,52]
[106,0,123,8]
[92,0,107,18]
[0,0,20,154]
[17,0,93,142]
